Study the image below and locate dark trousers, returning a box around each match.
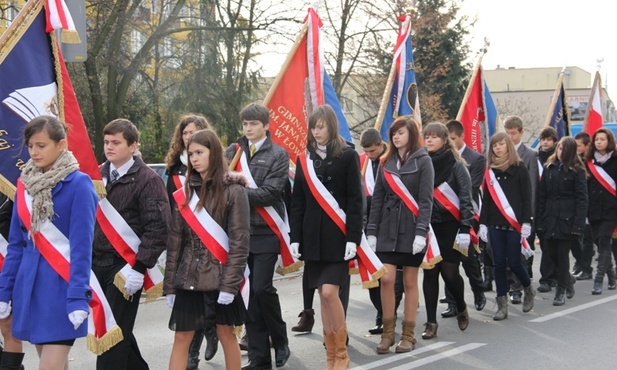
[571,224,594,274]
[489,228,531,297]
[93,261,149,370]
[546,239,575,289]
[368,269,404,325]
[444,245,484,304]
[508,232,536,292]
[538,233,557,285]
[246,251,288,364]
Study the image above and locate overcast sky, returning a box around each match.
[461,0,615,97]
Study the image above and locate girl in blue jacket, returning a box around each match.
[0,116,98,369]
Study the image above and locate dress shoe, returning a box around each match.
[537,283,552,293]
[242,361,272,370]
[576,272,593,280]
[571,265,582,275]
[275,345,290,368]
[238,334,249,351]
[456,308,469,331]
[440,305,457,318]
[368,324,383,334]
[553,289,566,306]
[592,281,603,295]
[474,292,486,311]
[510,291,522,304]
[439,296,448,304]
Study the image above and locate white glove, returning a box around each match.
[367,236,377,252]
[456,233,471,249]
[344,242,357,261]
[124,269,145,296]
[68,310,89,330]
[217,291,235,305]
[0,301,11,319]
[412,235,426,255]
[479,225,488,242]
[521,223,532,239]
[166,294,176,309]
[290,242,301,259]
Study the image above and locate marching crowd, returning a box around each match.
[0,104,615,370]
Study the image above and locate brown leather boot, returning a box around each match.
[395,320,416,353]
[292,309,315,333]
[457,308,469,331]
[324,331,336,370]
[376,316,396,354]
[332,324,350,370]
[421,322,438,339]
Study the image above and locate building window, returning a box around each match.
[131,30,145,56]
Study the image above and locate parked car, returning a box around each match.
[148,163,168,184]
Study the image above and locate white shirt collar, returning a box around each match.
[457,143,466,156]
[110,157,135,181]
[514,142,522,151]
[249,136,267,152]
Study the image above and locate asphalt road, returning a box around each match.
[19,250,617,369]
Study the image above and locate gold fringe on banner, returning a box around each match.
[348,267,359,275]
[473,242,481,254]
[112,272,132,301]
[362,279,379,289]
[371,266,387,281]
[275,260,303,276]
[144,282,163,302]
[60,29,80,44]
[0,175,16,201]
[421,255,443,270]
[453,242,469,257]
[93,180,107,199]
[87,325,124,355]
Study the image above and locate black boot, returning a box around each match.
[481,265,493,292]
[0,351,25,370]
[566,274,576,299]
[593,249,611,295]
[187,329,205,370]
[553,288,566,306]
[204,323,219,361]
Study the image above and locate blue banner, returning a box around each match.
[548,83,571,139]
[323,71,352,142]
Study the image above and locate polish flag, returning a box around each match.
[584,71,603,136]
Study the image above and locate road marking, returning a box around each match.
[349,342,454,370]
[530,294,617,322]
[388,343,486,370]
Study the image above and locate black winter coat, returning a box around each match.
[536,161,588,239]
[290,146,363,262]
[586,152,617,222]
[431,159,474,233]
[480,163,532,228]
[0,193,12,241]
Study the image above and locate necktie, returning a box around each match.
[250,144,256,158]
[110,169,119,184]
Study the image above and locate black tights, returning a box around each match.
[423,260,466,323]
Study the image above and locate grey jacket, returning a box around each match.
[367,148,434,253]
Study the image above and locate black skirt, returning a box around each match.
[169,289,246,332]
[431,220,462,264]
[304,260,349,289]
[377,251,424,267]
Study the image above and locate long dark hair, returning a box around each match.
[24,115,67,144]
[307,105,346,157]
[585,127,616,161]
[547,136,586,174]
[165,114,210,169]
[183,129,226,220]
[382,116,421,165]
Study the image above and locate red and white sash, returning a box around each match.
[299,153,385,287]
[538,159,544,181]
[96,199,164,302]
[485,169,534,259]
[173,187,250,308]
[0,234,7,271]
[587,159,617,197]
[433,182,479,255]
[360,153,375,196]
[381,170,442,269]
[234,146,302,275]
[172,174,185,191]
[16,180,122,355]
